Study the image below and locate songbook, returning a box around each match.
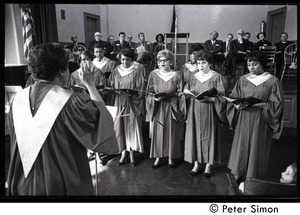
[71,85,105,93]
[118,88,142,95]
[221,95,264,106]
[184,87,218,100]
[154,92,179,99]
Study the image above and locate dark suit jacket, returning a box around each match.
[67,42,85,52]
[253,40,272,51]
[274,41,294,66]
[204,40,223,54]
[128,42,136,51]
[221,41,233,53]
[113,40,130,54]
[231,39,253,54]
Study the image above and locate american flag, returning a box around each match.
[20,4,35,61]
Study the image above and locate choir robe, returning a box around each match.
[93,57,118,105]
[6,82,118,195]
[184,70,228,165]
[146,69,186,159]
[227,73,284,180]
[108,62,145,153]
[69,64,106,89]
[179,61,199,84]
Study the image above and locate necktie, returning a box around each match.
[227,42,230,52]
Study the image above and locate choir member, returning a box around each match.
[183,49,228,177]
[108,49,146,167]
[227,51,284,183]
[146,49,186,168]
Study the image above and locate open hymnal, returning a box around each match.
[184,87,218,100]
[71,85,105,93]
[221,95,264,106]
[154,92,179,99]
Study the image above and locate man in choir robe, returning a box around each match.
[274,32,294,78]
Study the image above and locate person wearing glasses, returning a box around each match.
[146,49,186,168]
[225,29,253,78]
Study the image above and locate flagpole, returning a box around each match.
[174,16,177,70]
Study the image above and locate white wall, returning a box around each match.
[55,4,297,44]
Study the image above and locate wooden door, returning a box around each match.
[267,7,287,45]
[84,12,100,46]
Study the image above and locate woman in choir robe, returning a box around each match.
[183,49,228,177]
[69,51,106,90]
[109,49,145,167]
[179,43,204,85]
[146,49,186,168]
[227,50,284,182]
[6,43,118,195]
[92,43,118,105]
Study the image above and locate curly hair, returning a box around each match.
[119,48,135,61]
[194,49,214,64]
[28,43,68,81]
[157,49,173,62]
[245,51,268,68]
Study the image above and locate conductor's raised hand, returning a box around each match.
[79,62,94,87]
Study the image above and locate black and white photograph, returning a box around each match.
[3,3,298,204]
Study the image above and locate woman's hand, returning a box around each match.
[79,62,94,87]
[154,96,164,102]
[233,102,249,110]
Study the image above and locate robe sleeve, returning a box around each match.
[145,73,155,122]
[226,79,242,130]
[130,65,146,116]
[94,67,107,87]
[262,79,284,139]
[63,93,119,155]
[214,75,229,125]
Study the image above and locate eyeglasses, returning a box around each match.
[158,59,169,63]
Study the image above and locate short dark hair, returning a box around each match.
[119,49,135,60]
[94,43,106,50]
[138,32,144,38]
[28,43,68,81]
[244,32,251,36]
[80,51,93,60]
[119,32,126,36]
[281,32,289,37]
[245,51,268,68]
[194,49,214,64]
[155,33,164,43]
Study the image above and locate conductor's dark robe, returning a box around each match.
[227,73,284,180]
[6,82,119,195]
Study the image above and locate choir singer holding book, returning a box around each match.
[227,51,284,184]
[183,49,228,177]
